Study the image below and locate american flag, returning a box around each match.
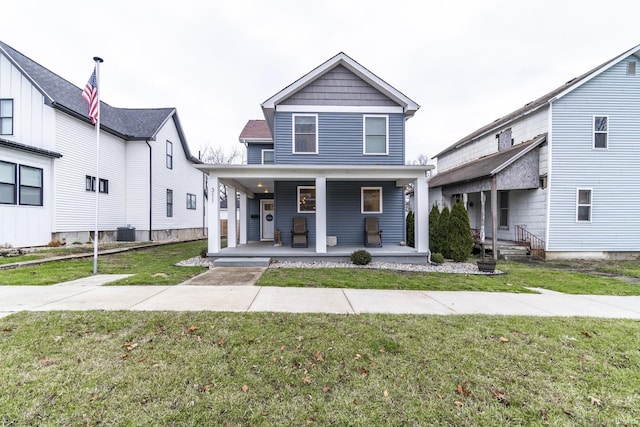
[81,69,99,124]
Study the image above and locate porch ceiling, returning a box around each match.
[196,164,434,196]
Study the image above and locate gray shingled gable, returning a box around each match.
[428,134,546,188]
[0,40,198,160]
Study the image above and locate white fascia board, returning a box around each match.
[195,164,434,180]
[261,52,419,115]
[551,44,640,102]
[276,105,404,114]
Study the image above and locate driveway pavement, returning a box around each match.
[1,272,640,319]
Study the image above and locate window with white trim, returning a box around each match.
[0,161,17,204]
[577,188,592,222]
[166,189,173,217]
[593,116,608,149]
[0,99,13,135]
[19,165,43,206]
[363,115,388,155]
[361,187,383,213]
[292,114,318,154]
[262,149,274,164]
[187,193,196,210]
[297,186,316,213]
[166,141,173,169]
[628,60,636,76]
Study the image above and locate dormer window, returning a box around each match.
[0,99,13,135]
[292,114,318,154]
[363,115,388,155]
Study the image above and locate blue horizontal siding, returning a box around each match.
[274,180,404,246]
[274,112,404,165]
[246,143,273,165]
[549,57,640,251]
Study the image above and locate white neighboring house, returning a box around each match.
[0,41,206,247]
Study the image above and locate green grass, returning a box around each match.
[1,311,639,425]
[0,241,206,286]
[258,267,536,293]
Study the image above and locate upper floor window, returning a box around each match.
[0,161,17,204]
[262,149,274,164]
[187,193,196,210]
[166,189,173,217]
[166,141,173,169]
[297,186,316,213]
[577,188,592,222]
[363,115,388,155]
[593,116,608,149]
[362,187,383,213]
[293,114,318,154]
[0,99,13,135]
[19,165,43,206]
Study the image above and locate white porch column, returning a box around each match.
[414,176,429,253]
[208,176,221,254]
[239,192,247,245]
[315,176,327,253]
[227,186,237,248]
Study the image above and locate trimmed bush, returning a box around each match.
[430,252,445,264]
[438,206,451,259]
[406,210,415,248]
[351,249,372,265]
[449,201,473,262]
[429,204,441,254]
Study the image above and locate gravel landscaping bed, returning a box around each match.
[177,257,501,275]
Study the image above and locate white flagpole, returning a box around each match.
[93,57,103,275]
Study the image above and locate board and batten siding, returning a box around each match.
[274,112,405,165]
[549,57,640,252]
[0,147,54,246]
[0,53,56,152]
[246,143,273,165]
[54,112,127,232]
[274,180,404,246]
[280,65,398,107]
[150,120,204,232]
[437,108,548,172]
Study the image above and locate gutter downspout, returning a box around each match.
[146,140,153,241]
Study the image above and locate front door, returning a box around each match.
[260,199,275,241]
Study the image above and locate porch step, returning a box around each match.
[212,257,272,267]
[498,246,530,261]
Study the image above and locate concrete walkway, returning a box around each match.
[1,274,640,319]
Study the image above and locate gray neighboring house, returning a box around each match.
[0,41,205,247]
[428,43,640,260]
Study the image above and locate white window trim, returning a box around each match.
[261,149,274,164]
[592,115,608,150]
[576,188,592,223]
[361,186,383,214]
[297,185,316,213]
[292,114,318,155]
[363,115,389,155]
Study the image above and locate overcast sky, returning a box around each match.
[2,0,639,162]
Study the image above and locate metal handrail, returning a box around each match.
[514,225,546,260]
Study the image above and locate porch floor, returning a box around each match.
[210,241,429,264]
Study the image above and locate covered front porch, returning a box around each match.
[195,164,434,259]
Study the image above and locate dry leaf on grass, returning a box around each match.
[241,385,249,392]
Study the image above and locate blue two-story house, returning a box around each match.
[198,53,433,258]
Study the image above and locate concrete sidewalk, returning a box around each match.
[1,274,640,319]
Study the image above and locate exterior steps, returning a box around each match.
[212,257,272,267]
[498,245,530,260]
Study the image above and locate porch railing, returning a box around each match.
[515,225,546,260]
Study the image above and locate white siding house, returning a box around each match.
[429,43,640,260]
[0,40,205,247]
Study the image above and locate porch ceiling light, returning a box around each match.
[257,183,263,187]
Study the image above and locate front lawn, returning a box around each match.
[1,311,638,425]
